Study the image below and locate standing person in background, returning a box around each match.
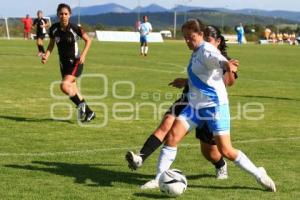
[33,10,48,56]
[41,3,95,122]
[236,23,244,44]
[138,15,152,56]
[21,14,32,40]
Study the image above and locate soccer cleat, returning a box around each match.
[83,111,96,122]
[125,151,143,170]
[216,161,228,179]
[77,102,86,120]
[140,179,159,190]
[256,167,276,192]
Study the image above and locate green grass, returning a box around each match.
[0,39,299,199]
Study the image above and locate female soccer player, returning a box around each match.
[33,10,48,56]
[41,3,95,122]
[126,26,239,188]
[151,19,276,192]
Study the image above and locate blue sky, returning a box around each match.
[1,0,300,17]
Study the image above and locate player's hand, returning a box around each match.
[41,54,48,64]
[169,78,188,89]
[228,60,239,73]
[79,55,86,64]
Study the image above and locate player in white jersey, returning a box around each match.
[138,16,152,56]
[142,19,276,192]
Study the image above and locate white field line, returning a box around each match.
[0,136,299,157]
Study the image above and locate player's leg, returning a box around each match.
[126,114,175,170]
[196,126,227,179]
[144,41,149,56]
[36,37,45,55]
[207,104,276,191]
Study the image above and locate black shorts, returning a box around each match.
[36,33,45,39]
[164,95,188,117]
[59,58,83,78]
[195,123,216,145]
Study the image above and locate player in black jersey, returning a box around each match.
[33,10,48,56]
[41,3,95,122]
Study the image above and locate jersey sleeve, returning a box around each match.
[203,49,228,70]
[48,25,54,39]
[71,24,85,38]
[33,19,37,26]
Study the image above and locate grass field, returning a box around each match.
[0,39,299,199]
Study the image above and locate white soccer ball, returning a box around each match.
[158,169,187,197]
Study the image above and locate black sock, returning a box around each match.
[41,45,45,53]
[37,45,43,53]
[213,157,225,169]
[140,134,162,162]
[70,94,82,106]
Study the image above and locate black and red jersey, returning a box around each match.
[49,23,85,61]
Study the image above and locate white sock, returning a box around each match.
[144,46,149,54]
[155,145,177,181]
[140,46,144,54]
[234,150,261,178]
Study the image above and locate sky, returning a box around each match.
[1,0,300,17]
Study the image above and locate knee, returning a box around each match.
[218,147,236,161]
[165,128,180,147]
[60,82,70,95]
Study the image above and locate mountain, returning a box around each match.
[72,3,131,16]
[132,4,169,13]
[68,3,300,23]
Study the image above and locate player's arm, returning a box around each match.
[41,38,55,64]
[79,32,92,64]
[223,59,239,86]
[169,78,188,89]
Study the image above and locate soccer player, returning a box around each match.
[151,19,275,192]
[21,14,32,40]
[138,15,152,56]
[126,26,239,188]
[129,19,276,192]
[41,3,95,122]
[236,23,244,44]
[33,10,48,56]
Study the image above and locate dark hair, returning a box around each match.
[57,3,72,15]
[205,25,229,59]
[181,19,206,33]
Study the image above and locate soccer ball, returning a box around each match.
[158,169,187,197]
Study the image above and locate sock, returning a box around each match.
[140,134,162,162]
[70,94,82,106]
[213,157,225,169]
[155,145,177,181]
[144,46,148,54]
[41,45,45,53]
[234,150,261,178]
[37,45,43,53]
[140,46,144,54]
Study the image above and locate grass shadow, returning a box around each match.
[189,184,263,191]
[5,161,152,187]
[0,115,74,124]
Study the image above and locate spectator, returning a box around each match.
[21,14,32,40]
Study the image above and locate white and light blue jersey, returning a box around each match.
[187,41,229,109]
[139,22,152,37]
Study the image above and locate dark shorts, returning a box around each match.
[165,94,216,145]
[195,123,216,145]
[36,33,45,39]
[59,58,83,78]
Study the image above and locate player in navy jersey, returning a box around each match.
[41,3,95,122]
[33,10,48,56]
